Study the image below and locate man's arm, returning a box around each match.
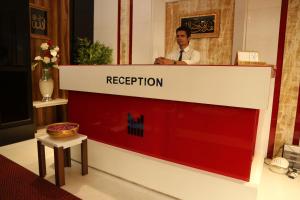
[154,57,187,65]
[154,49,202,65]
[182,50,200,65]
[155,50,188,65]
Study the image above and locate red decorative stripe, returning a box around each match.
[267,0,289,157]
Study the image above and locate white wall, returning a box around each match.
[246,0,282,65]
[94,0,166,65]
[151,0,167,62]
[132,0,153,64]
[94,0,118,64]
[233,0,282,65]
[232,0,248,63]
[132,0,166,64]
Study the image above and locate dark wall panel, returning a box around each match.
[0,0,34,145]
[70,0,94,64]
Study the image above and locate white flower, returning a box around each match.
[50,49,57,57]
[34,56,42,61]
[40,43,49,50]
[32,42,60,70]
[43,57,50,64]
[54,46,59,52]
[51,56,57,62]
[53,64,59,68]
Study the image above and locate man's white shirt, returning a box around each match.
[166,45,200,64]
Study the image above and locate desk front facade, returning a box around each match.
[60,65,273,200]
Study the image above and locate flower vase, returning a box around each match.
[39,68,54,102]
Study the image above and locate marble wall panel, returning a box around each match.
[120,0,131,64]
[274,0,300,155]
[165,0,235,65]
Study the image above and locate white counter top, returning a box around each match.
[59,65,273,109]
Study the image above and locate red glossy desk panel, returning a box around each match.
[68,91,259,181]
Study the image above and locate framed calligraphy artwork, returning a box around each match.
[180,10,220,38]
[29,4,49,39]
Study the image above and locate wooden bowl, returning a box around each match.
[47,122,79,138]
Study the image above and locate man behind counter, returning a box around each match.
[154,26,200,65]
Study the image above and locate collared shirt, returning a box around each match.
[166,45,200,64]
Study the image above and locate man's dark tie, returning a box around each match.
[178,50,184,61]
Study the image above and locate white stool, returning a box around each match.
[36,134,88,186]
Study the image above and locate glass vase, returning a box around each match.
[39,68,54,102]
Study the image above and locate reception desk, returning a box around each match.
[59,65,273,200]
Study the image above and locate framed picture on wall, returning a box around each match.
[29,4,49,39]
[180,10,220,38]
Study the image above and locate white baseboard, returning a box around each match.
[72,140,260,200]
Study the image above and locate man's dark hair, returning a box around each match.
[176,26,191,38]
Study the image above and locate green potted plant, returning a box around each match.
[75,38,113,65]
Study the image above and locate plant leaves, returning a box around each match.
[76,37,113,65]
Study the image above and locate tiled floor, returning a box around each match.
[257,162,300,200]
[1,138,300,200]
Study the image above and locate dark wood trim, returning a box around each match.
[81,139,88,175]
[64,148,71,167]
[117,0,121,64]
[129,0,133,64]
[54,146,65,186]
[37,141,46,177]
[267,0,289,157]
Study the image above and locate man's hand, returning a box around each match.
[154,57,174,65]
[154,57,163,64]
